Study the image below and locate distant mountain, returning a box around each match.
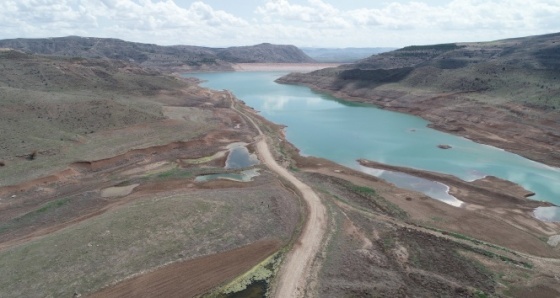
[0,36,315,71]
[218,43,315,63]
[301,47,395,62]
[278,32,560,167]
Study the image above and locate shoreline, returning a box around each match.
[275,75,560,169]
[185,68,559,215]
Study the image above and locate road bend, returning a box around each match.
[227,91,327,297]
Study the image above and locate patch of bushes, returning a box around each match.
[36,198,70,214]
[398,43,463,52]
[338,67,413,83]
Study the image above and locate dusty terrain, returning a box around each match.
[2,43,560,298]
[0,52,302,297]
[284,153,560,297]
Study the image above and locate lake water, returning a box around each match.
[186,71,560,213]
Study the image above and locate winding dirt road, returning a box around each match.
[228,91,327,297]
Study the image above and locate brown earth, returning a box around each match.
[224,88,560,296]
[288,157,560,297]
[89,239,280,298]
[0,56,302,297]
[2,52,560,298]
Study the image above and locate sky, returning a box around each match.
[1,0,559,48]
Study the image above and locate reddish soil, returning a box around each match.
[88,239,281,298]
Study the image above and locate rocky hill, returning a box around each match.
[301,47,395,62]
[217,43,315,63]
[0,36,315,71]
[277,32,560,167]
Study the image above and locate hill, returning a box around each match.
[301,47,395,62]
[217,43,315,63]
[277,32,560,167]
[0,36,315,71]
[1,47,559,297]
[0,49,302,296]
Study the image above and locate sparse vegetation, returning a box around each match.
[398,43,464,52]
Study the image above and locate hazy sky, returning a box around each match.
[2,0,559,47]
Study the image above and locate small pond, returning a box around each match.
[226,143,259,169]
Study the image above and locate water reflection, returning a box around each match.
[226,143,259,169]
[190,71,560,205]
[534,206,560,222]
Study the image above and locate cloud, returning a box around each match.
[256,0,351,29]
[0,0,248,43]
[0,0,558,47]
[256,0,560,32]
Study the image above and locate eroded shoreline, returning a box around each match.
[276,73,560,169]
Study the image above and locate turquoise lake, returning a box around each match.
[186,71,560,213]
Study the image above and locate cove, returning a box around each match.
[186,71,560,207]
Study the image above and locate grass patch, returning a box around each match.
[474,290,489,298]
[36,198,70,213]
[398,43,463,52]
[154,167,195,179]
[0,186,296,297]
[345,184,377,196]
[342,181,408,219]
[0,197,71,235]
[422,226,533,269]
[381,236,395,250]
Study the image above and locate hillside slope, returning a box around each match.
[217,43,315,63]
[1,48,559,298]
[278,33,560,167]
[301,47,395,62]
[0,49,302,297]
[0,36,315,71]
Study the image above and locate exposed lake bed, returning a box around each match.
[188,71,560,222]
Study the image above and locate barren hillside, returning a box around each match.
[0,36,316,71]
[278,32,560,167]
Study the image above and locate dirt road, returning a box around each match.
[256,139,327,297]
[228,91,328,297]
